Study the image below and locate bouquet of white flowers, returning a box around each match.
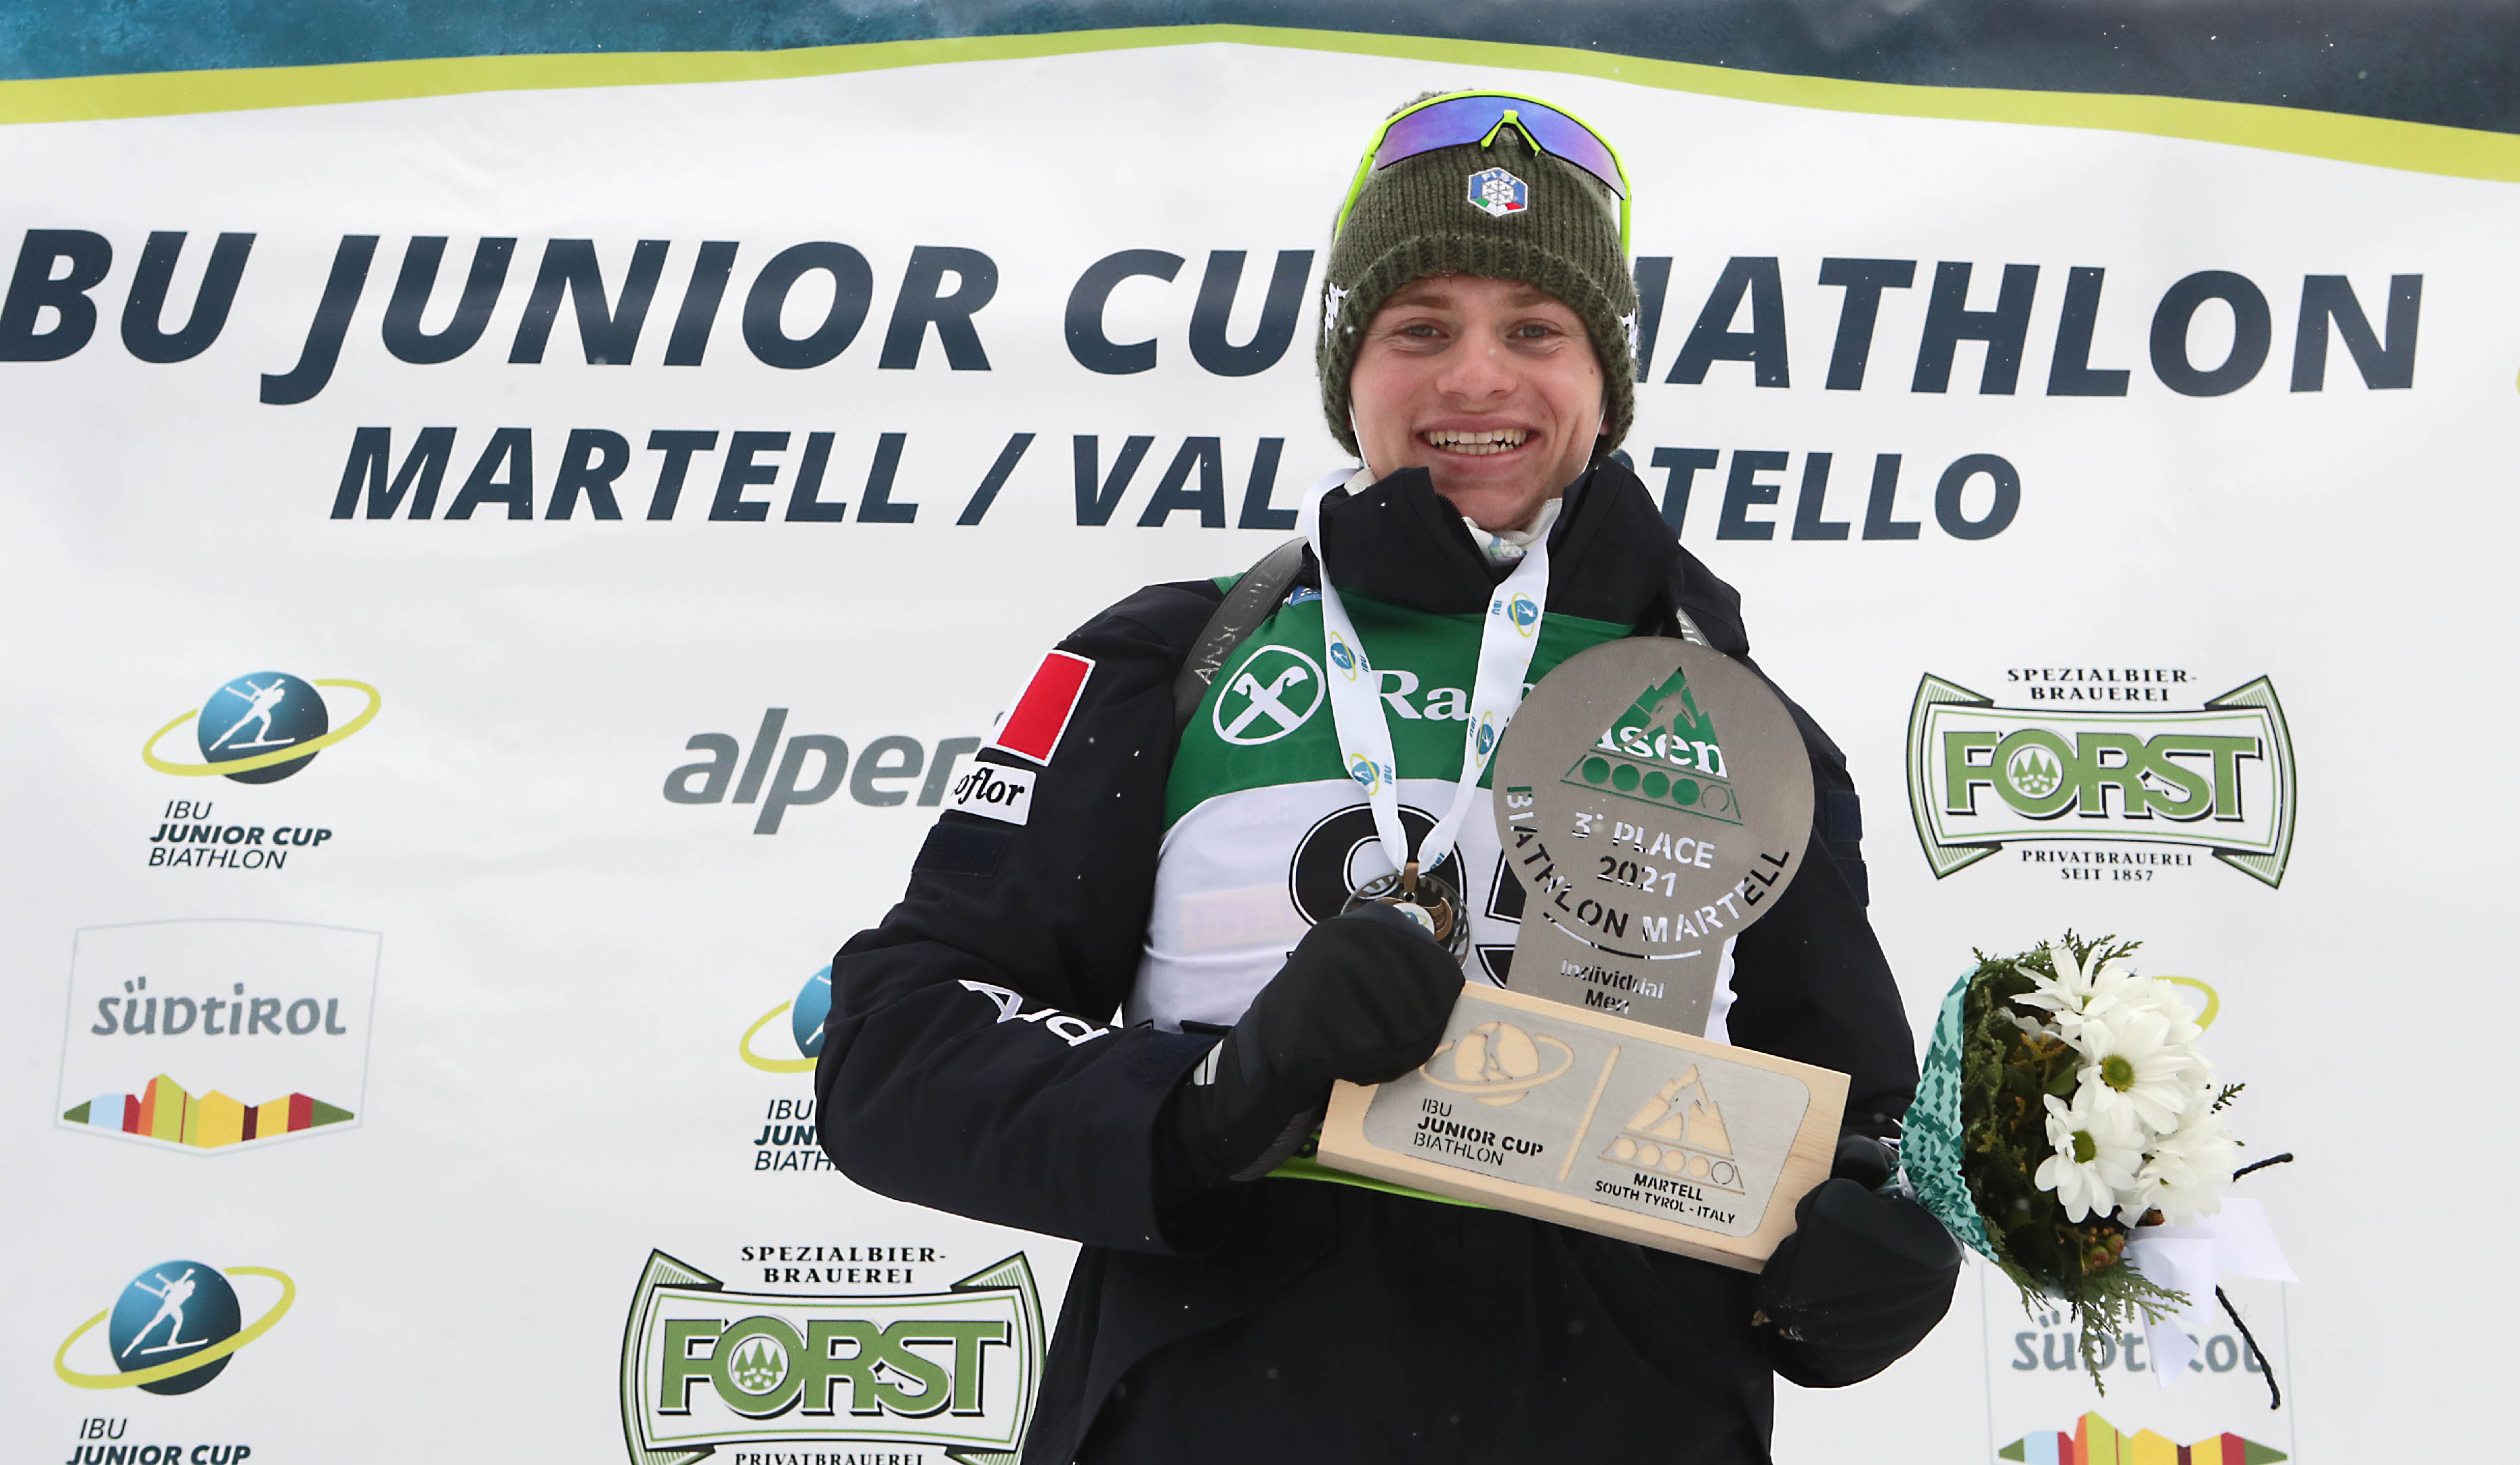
[1902,933,2250,1384]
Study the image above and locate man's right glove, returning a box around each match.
[1162,904,1465,1191]
[1753,1135,1963,1387]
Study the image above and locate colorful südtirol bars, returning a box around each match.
[2002,1414,2286,1465]
[62,1073,351,1148]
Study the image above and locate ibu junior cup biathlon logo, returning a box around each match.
[1468,167,1529,218]
[738,964,834,1172]
[741,964,828,1076]
[144,670,381,784]
[54,1260,295,1396]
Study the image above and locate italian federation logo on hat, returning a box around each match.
[1468,167,1529,218]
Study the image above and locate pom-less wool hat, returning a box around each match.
[1317,92,1639,461]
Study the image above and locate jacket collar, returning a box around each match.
[1314,460,1687,629]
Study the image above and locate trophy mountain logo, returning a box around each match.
[56,920,381,1153]
[618,1249,1044,1465]
[54,1258,296,1397]
[144,671,381,786]
[1563,663,1740,826]
[1904,672,2296,886]
[1600,1066,1746,1196]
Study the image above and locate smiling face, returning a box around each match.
[1348,275,1607,532]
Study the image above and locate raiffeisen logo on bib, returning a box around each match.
[1213,643,1324,745]
[1905,668,2296,886]
[55,920,381,1153]
[138,668,379,872]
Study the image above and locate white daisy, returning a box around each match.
[2015,944,2141,1038]
[2081,973,2204,1043]
[2124,1109,2238,1223]
[2073,1006,2201,1134]
[2036,1087,2145,1224]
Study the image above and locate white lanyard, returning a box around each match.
[1303,474,1554,885]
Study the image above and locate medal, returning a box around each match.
[1339,859,1471,956]
[1305,473,1555,960]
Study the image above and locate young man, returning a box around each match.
[817,91,1957,1462]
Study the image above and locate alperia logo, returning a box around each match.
[619,1250,1043,1465]
[1905,674,2296,886]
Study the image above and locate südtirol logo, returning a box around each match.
[140,669,378,871]
[619,1249,1043,1465]
[1998,1412,2285,1465]
[54,1258,296,1398]
[56,920,381,1153]
[1906,668,2296,886]
[737,964,835,1172]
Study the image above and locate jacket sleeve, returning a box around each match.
[814,581,1224,1253]
[1724,683,1919,1140]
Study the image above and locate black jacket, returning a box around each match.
[817,462,1918,1464]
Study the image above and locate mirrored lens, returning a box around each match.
[1370,95,1626,200]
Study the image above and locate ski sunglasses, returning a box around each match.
[1333,91,1632,253]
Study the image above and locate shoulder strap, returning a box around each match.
[1172,536,1310,733]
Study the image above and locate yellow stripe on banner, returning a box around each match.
[1,25,2517,186]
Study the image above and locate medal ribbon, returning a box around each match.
[1303,475,1554,885]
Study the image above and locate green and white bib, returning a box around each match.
[1127,587,1742,1038]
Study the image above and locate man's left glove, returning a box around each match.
[1754,1134,1962,1388]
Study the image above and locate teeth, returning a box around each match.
[1423,428,1528,455]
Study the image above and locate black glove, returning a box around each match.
[1754,1134,1962,1388]
[1163,904,1465,1191]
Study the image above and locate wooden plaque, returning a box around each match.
[1316,984,1847,1269]
[1315,639,1849,1269]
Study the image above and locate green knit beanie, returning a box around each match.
[1318,100,1637,461]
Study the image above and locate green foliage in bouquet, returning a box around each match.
[1957,932,2189,1384]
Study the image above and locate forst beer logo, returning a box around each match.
[54,1259,296,1397]
[56,920,381,1153]
[144,671,381,785]
[619,1250,1044,1464]
[1905,671,2296,886]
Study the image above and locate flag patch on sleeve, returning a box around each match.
[988,651,1095,765]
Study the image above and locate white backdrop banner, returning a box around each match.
[3,26,2504,1465]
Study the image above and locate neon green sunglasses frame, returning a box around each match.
[1331,89,1635,254]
